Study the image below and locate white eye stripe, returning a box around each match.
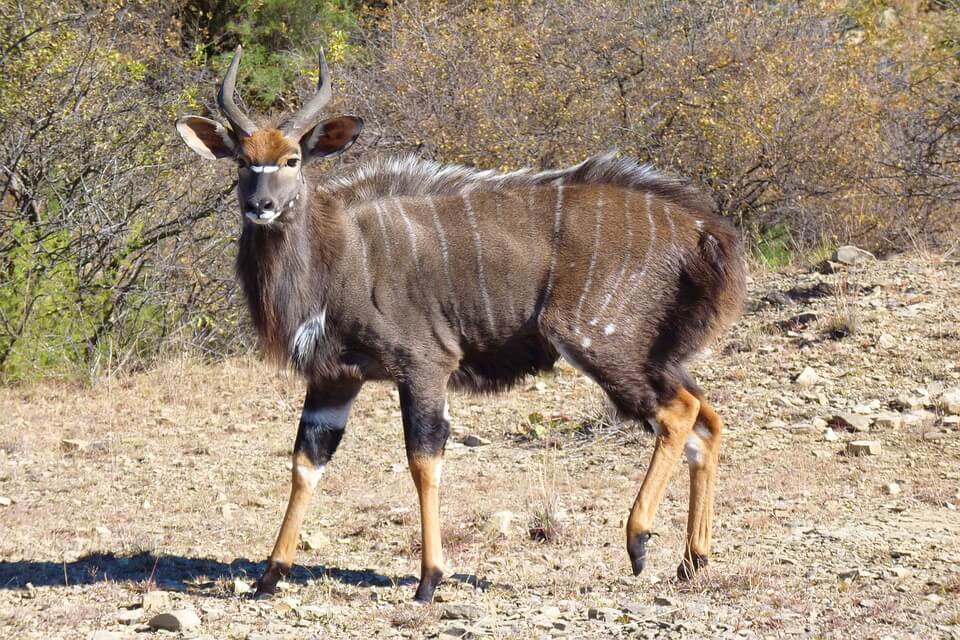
[250,165,280,173]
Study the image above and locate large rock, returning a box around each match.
[847,440,881,456]
[148,609,201,631]
[940,387,960,415]
[832,245,875,266]
[441,603,485,621]
[831,413,872,433]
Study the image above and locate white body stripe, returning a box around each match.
[372,202,393,260]
[611,192,657,319]
[573,190,604,331]
[592,190,635,322]
[394,198,420,264]
[541,185,566,317]
[426,197,460,325]
[462,192,496,330]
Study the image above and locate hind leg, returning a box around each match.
[625,386,700,575]
[678,398,722,580]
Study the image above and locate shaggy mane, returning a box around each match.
[321,151,715,217]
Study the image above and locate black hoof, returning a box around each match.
[413,567,443,603]
[676,554,708,581]
[253,561,288,598]
[627,532,653,576]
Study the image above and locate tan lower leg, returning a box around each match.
[265,453,320,575]
[409,454,444,598]
[627,388,700,540]
[685,402,722,560]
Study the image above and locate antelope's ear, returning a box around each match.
[301,116,363,161]
[176,116,237,160]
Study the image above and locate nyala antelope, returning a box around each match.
[176,47,746,602]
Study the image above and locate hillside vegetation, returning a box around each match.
[0,0,957,381]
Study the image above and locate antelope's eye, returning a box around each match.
[287,158,299,168]
[237,158,248,169]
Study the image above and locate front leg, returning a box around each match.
[398,379,451,603]
[255,379,363,597]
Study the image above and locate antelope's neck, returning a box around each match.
[236,193,344,362]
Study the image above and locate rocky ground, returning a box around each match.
[1,249,959,639]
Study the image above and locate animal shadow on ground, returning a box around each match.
[0,553,495,595]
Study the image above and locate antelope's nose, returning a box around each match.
[248,198,276,214]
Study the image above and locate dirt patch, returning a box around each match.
[1,252,959,638]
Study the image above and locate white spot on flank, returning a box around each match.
[581,336,592,348]
[296,463,326,489]
[695,219,704,230]
[291,310,326,367]
[603,323,616,336]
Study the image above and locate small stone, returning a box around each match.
[837,568,860,580]
[147,609,201,632]
[274,597,300,615]
[299,604,331,621]
[811,416,829,430]
[832,245,875,266]
[116,608,142,625]
[940,387,960,415]
[922,431,947,442]
[299,531,328,551]
[853,400,881,414]
[88,631,120,640]
[903,410,936,429]
[487,510,514,537]
[588,607,622,621]
[872,413,902,429]
[141,590,171,612]
[94,526,111,538]
[231,578,251,595]
[60,438,89,452]
[823,427,839,442]
[439,624,471,638]
[795,367,819,387]
[0,496,11,506]
[537,606,561,619]
[941,415,960,427]
[883,482,901,495]
[441,603,485,621]
[531,381,547,393]
[653,596,676,607]
[847,440,881,456]
[876,333,896,349]
[461,434,490,447]
[831,413,872,433]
